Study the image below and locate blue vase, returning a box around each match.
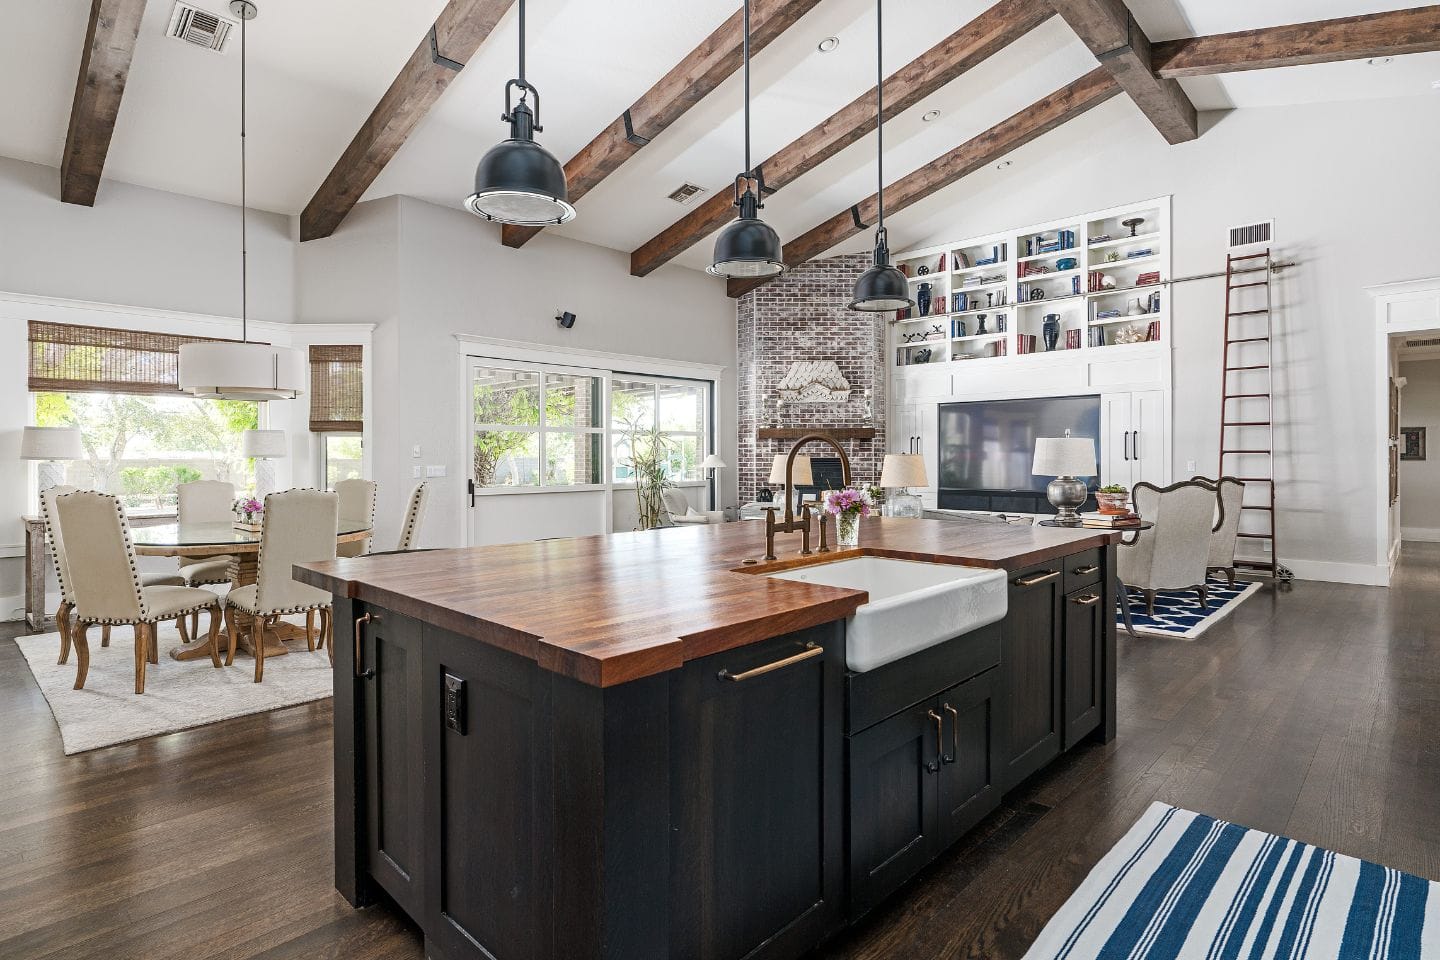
[1042,314,1061,351]
[916,283,932,317]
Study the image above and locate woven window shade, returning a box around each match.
[309,344,363,432]
[27,320,239,396]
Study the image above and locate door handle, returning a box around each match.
[353,611,379,679]
[942,702,959,764]
[1012,569,1060,587]
[926,709,944,773]
[467,478,475,508]
[1123,431,1131,461]
[1132,430,1140,461]
[1073,564,1100,575]
[717,642,823,682]
[1071,593,1102,606]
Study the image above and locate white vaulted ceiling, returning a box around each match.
[1,0,1436,270]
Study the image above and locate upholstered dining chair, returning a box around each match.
[1117,480,1218,621]
[1193,476,1246,585]
[176,479,237,639]
[396,482,429,551]
[54,491,224,694]
[222,488,339,682]
[335,478,376,558]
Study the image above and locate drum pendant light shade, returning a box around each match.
[707,189,784,278]
[849,261,911,311]
[466,100,575,225]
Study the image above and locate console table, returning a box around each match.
[21,511,177,629]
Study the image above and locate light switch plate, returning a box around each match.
[426,465,446,478]
[412,444,422,458]
[412,466,422,478]
[1184,459,1196,474]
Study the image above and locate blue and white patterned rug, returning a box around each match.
[1118,576,1261,639]
[1025,802,1438,959]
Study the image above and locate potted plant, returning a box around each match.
[1095,484,1130,515]
[621,419,673,531]
[234,496,264,530]
[824,488,873,548]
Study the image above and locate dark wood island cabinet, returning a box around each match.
[298,518,1117,960]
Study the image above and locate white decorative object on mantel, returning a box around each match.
[777,360,852,402]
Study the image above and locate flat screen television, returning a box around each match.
[937,395,1101,496]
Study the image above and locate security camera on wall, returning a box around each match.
[556,311,577,329]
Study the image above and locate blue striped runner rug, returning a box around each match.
[1023,803,1437,959]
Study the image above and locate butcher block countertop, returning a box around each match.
[295,516,1118,688]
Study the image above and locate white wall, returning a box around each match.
[901,94,1440,583]
[1400,358,1440,541]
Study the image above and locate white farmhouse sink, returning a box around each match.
[769,557,1008,672]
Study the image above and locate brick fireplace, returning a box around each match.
[737,253,888,504]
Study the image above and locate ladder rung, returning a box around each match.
[1240,504,1273,511]
[1228,281,1268,289]
[1236,532,1273,539]
[1226,337,1270,344]
[1224,393,1271,399]
[1228,309,1270,317]
[1234,477,1273,483]
[1230,252,1270,261]
[1222,449,1271,454]
[1223,421,1271,426]
[1225,365,1269,371]
[1235,560,1277,570]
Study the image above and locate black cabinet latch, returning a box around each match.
[444,674,466,734]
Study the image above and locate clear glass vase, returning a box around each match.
[837,512,860,548]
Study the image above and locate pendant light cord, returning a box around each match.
[518,0,526,84]
[239,9,248,343]
[743,0,751,177]
[875,0,884,231]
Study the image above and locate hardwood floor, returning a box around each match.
[3,546,1438,959]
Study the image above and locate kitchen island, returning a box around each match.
[296,516,1119,960]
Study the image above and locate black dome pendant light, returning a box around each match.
[466,0,576,226]
[849,0,912,312]
[707,0,784,279]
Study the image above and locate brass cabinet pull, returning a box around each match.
[927,709,944,773]
[1012,569,1060,587]
[1072,594,1102,606]
[1073,564,1100,575]
[942,703,959,764]
[718,642,823,682]
[354,612,379,679]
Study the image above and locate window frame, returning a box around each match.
[471,359,609,496]
[319,431,364,489]
[609,373,714,490]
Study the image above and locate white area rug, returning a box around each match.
[14,619,333,755]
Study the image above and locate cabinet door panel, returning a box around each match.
[1100,393,1134,489]
[938,669,1000,845]
[361,609,425,917]
[848,703,941,918]
[1063,585,1105,747]
[1000,565,1064,791]
[1131,389,1166,486]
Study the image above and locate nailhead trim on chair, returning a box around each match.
[222,487,334,619]
[77,596,222,626]
[397,482,427,551]
[41,497,72,607]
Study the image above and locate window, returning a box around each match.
[309,345,363,432]
[611,377,708,484]
[323,434,364,488]
[33,391,259,508]
[472,365,603,488]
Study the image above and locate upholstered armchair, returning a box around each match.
[1117,480,1218,618]
[54,491,224,694]
[335,478,377,557]
[222,489,339,682]
[1197,477,1246,584]
[661,489,722,526]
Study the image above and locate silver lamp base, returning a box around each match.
[1046,475,1088,525]
[887,488,923,519]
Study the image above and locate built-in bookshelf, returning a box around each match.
[892,198,1171,369]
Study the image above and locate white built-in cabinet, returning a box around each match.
[1100,390,1166,490]
[890,402,941,506]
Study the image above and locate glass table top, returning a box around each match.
[130,521,372,549]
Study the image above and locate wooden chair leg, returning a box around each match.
[57,602,73,665]
[102,624,111,647]
[147,622,160,664]
[321,607,334,667]
[177,614,190,644]
[252,616,265,683]
[206,605,222,668]
[305,609,317,652]
[224,607,239,666]
[191,609,200,639]
[1144,589,1156,617]
[1197,584,1210,608]
[73,621,91,690]
[134,623,148,695]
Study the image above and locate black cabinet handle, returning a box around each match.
[1123,431,1131,461]
[1012,569,1059,587]
[942,702,959,764]
[717,642,822,682]
[1132,430,1140,461]
[354,612,379,679]
[926,709,944,773]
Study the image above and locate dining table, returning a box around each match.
[130,520,372,663]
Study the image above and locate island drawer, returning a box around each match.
[1064,549,1103,591]
[846,622,1001,734]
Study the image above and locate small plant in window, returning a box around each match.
[621,416,674,531]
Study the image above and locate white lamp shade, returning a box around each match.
[20,426,84,461]
[1032,436,1097,477]
[880,453,928,488]
[242,429,288,459]
[701,454,726,470]
[179,341,305,401]
[768,453,812,487]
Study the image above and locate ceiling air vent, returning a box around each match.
[1227,219,1274,249]
[667,183,707,205]
[166,2,237,53]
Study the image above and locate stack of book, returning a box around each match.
[1146,320,1162,341]
[1016,334,1038,354]
[1079,511,1142,528]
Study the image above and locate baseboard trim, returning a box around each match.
[1277,558,1390,587]
[1401,527,1440,543]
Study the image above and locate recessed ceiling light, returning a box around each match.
[996,160,1012,170]
[921,109,941,122]
[1368,57,1393,66]
[817,36,839,53]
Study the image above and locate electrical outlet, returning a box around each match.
[426,465,446,478]
[1184,459,1196,474]
[412,466,422,479]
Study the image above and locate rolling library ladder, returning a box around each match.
[1218,249,1291,581]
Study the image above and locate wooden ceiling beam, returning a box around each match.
[499,0,824,250]
[60,0,148,206]
[299,0,513,242]
[1151,7,1440,78]
[726,67,1121,298]
[629,0,1053,279]
[1046,0,1197,144]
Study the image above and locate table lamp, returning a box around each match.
[701,453,726,510]
[21,427,84,497]
[880,453,927,518]
[242,429,287,498]
[1032,431,1096,525]
[768,453,812,511]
